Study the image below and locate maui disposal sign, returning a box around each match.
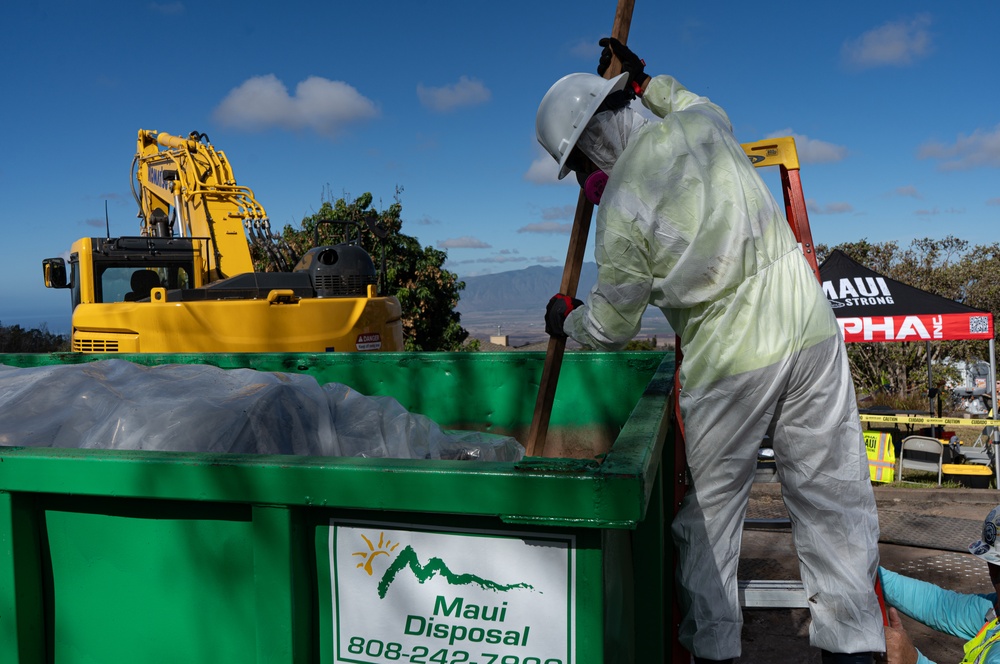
[329,519,575,664]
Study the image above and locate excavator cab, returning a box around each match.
[43,237,202,308]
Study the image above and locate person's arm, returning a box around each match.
[880,567,994,640]
[564,211,652,350]
[640,75,732,131]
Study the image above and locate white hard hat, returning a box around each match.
[536,72,628,180]
[969,504,1000,563]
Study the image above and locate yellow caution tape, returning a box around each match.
[859,413,1000,427]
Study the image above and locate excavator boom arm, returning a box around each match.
[134,129,267,279]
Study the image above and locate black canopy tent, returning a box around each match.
[818,249,996,436]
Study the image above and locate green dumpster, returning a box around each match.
[0,351,675,664]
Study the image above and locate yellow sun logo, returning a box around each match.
[353,532,400,576]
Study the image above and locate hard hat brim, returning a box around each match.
[556,73,629,180]
[970,539,1000,563]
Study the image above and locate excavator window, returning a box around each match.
[123,270,161,302]
[80,236,199,304]
[95,264,193,303]
[69,253,81,310]
[98,267,138,303]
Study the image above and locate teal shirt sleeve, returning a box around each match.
[879,567,999,663]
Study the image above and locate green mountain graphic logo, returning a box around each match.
[377,545,535,599]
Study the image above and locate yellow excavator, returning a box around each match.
[43,130,403,353]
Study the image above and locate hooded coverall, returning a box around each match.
[880,567,1000,663]
[563,75,885,659]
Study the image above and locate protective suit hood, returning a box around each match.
[576,106,648,174]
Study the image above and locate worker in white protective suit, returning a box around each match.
[535,39,885,664]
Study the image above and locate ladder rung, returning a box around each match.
[743,517,791,530]
[738,579,808,608]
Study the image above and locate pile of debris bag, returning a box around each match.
[0,360,524,462]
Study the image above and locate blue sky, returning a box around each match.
[2,2,998,334]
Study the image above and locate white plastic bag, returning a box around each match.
[0,360,523,462]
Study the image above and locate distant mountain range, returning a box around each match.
[455,263,599,313]
[454,263,674,341]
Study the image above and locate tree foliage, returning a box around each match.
[817,236,1000,400]
[0,323,69,353]
[250,191,472,351]
[624,336,659,350]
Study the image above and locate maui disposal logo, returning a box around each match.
[330,521,575,664]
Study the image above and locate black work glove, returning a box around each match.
[598,37,649,97]
[599,88,635,112]
[545,294,584,338]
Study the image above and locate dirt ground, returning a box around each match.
[734,484,996,663]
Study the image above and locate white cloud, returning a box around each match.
[454,255,526,265]
[525,153,562,184]
[841,14,933,70]
[417,76,491,113]
[148,2,184,15]
[988,198,1000,207]
[918,124,1000,171]
[438,236,492,249]
[450,254,558,266]
[517,221,572,234]
[890,185,922,199]
[806,199,854,215]
[542,205,576,221]
[213,75,379,138]
[526,142,586,185]
[679,18,707,45]
[767,129,847,164]
[568,39,601,60]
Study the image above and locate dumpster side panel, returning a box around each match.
[0,492,45,664]
[252,505,312,663]
[43,497,256,664]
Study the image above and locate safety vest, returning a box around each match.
[962,617,1000,663]
[863,431,895,483]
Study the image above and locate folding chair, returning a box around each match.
[972,425,997,448]
[897,436,944,486]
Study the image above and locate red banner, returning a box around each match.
[836,313,993,343]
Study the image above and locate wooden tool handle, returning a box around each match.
[525,0,635,458]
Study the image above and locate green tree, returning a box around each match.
[251,191,473,351]
[624,336,658,350]
[817,237,999,402]
[0,323,69,352]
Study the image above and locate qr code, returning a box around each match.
[970,316,990,334]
